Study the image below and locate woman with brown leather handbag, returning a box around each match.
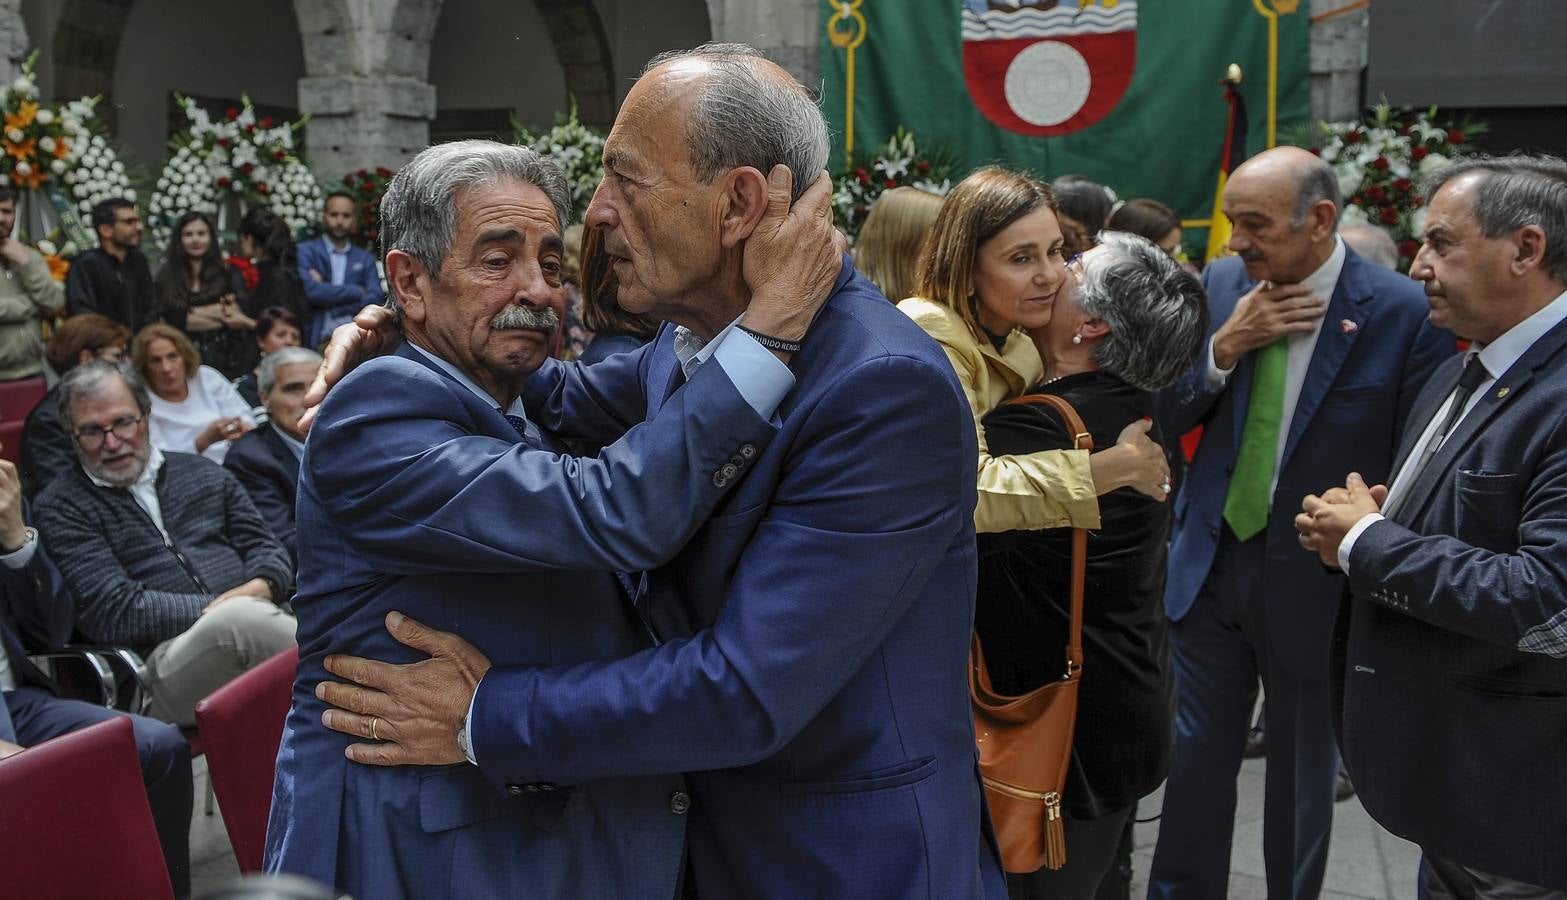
[974,231,1208,897]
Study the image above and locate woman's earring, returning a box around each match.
[1071,334,1083,345]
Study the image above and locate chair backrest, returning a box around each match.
[0,376,47,463]
[193,645,299,873]
[0,716,175,900]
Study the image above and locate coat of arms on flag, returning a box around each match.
[961,0,1138,136]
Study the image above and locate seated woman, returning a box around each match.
[899,166,1169,535]
[233,306,304,409]
[976,230,1208,897]
[133,324,255,464]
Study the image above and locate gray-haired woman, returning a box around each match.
[976,230,1208,897]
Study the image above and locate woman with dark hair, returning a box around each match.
[20,313,130,497]
[898,166,1169,538]
[1050,174,1115,258]
[233,306,304,407]
[154,211,249,378]
[237,207,310,334]
[977,231,1209,897]
[1106,198,1184,259]
[578,225,658,364]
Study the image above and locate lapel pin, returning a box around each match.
[1497,386,1510,399]
[1339,319,1359,334]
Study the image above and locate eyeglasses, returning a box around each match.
[74,414,142,448]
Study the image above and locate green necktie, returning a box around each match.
[1223,339,1288,541]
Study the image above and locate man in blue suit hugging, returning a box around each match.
[262,137,842,899]
[311,43,1007,899]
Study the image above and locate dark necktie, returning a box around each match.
[1383,354,1490,520]
[504,414,531,442]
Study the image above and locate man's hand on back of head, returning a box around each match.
[298,304,400,433]
[740,167,844,358]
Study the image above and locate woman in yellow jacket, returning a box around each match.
[899,167,1169,531]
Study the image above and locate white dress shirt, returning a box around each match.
[1206,238,1347,499]
[88,445,169,542]
[1339,287,1567,571]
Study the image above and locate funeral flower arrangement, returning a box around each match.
[832,127,955,240]
[1301,105,1483,270]
[513,101,606,223]
[150,95,322,246]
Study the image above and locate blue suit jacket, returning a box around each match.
[296,237,382,347]
[263,341,777,899]
[482,260,1008,899]
[1336,314,1567,890]
[222,424,300,564]
[1159,249,1453,678]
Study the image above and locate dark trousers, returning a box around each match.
[2,686,194,899]
[1419,853,1567,900]
[1148,531,1339,900]
[1006,803,1136,899]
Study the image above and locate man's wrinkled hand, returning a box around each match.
[1295,472,1387,568]
[740,167,843,354]
[298,305,399,433]
[1212,281,1324,370]
[317,612,492,767]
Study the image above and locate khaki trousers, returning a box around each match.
[144,596,297,726]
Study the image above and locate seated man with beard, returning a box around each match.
[263,140,837,898]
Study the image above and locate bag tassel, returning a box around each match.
[1042,792,1067,870]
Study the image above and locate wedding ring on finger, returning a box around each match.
[370,716,382,741]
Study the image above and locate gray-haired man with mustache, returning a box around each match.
[265,139,841,895]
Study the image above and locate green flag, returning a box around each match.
[821,0,1311,247]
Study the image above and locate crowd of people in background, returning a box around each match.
[2,39,1567,900]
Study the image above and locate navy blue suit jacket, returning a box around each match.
[1336,313,1567,890]
[296,237,382,347]
[486,260,1008,899]
[223,424,300,564]
[1159,249,1453,678]
[263,341,777,899]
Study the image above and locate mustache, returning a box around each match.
[491,305,560,333]
[1238,250,1266,263]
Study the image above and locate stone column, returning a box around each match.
[295,0,442,179]
[1310,0,1369,122]
[0,0,27,84]
[706,0,821,88]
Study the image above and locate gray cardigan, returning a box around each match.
[35,450,292,651]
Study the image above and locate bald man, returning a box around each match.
[1151,146,1454,899]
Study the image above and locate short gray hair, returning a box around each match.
[258,346,324,396]
[379,140,572,306]
[56,361,150,433]
[643,43,830,204]
[1422,153,1567,283]
[1075,231,1210,391]
[1292,153,1342,229]
[1340,223,1399,269]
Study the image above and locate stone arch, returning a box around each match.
[532,0,615,129]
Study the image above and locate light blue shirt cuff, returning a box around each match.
[462,679,480,765]
[1338,513,1384,573]
[0,528,37,569]
[712,329,794,419]
[1204,334,1234,390]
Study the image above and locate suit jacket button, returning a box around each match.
[739,444,757,459]
[669,791,691,815]
[1209,527,1219,540]
[1225,464,1235,475]
[712,470,730,488]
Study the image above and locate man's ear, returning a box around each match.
[718,166,770,250]
[1513,224,1547,275]
[385,249,429,323]
[1308,199,1338,243]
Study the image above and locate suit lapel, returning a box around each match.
[1394,317,1567,524]
[1389,354,1464,477]
[643,327,683,417]
[1280,252,1370,468]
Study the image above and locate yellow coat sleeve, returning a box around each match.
[935,341,1101,533]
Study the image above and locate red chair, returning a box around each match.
[0,374,45,463]
[0,716,175,899]
[193,645,299,872]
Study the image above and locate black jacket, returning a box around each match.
[223,424,300,564]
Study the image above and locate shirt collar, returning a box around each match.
[87,443,164,490]
[325,237,352,257]
[1299,235,1347,303]
[405,341,528,419]
[274,426,306,461]
[1474,287,1567,381]
[672,316,744,380]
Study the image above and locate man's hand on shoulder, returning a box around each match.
[741,167,845,362]
[1211,281,1324,370]
[298,304,399,433]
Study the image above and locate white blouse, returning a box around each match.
[148,365,257,464]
